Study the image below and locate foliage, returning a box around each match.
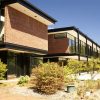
[86,58,100,72]
[83,58,100,79]
[32,62,64,94]
[0,60,7,80]
[18,75,30,86]
[69,59,84,73]
[85,80,98,91]
[77,79,100,96]
[64,59,84,75]
[63,59,86,85]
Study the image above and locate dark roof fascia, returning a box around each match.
[19,0,57,23]
[48,26,74,33]
[1,0,57,23]
[43,53,78,57]
[1,0,17,8]
[29,53,79,58]
[0,42,47,54]
[73,27,100,48]
[48,26,100,47]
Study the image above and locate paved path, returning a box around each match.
[0,86,100,100]
[0,91,46,100]
[0,94,45,100]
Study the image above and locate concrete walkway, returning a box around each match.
[0,78,19,83]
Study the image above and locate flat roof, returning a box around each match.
[48,26,100,48]
[1,0,57,24]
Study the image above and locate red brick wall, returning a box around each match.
[4,7,48,51]
[48,34,69,54]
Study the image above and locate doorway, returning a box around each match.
[16,53,30,77]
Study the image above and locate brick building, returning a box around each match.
[0,0,100,79]
[0,0,56,79]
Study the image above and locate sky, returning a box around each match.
[29,0,100,45]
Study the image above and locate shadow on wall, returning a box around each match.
[8,7,48,40]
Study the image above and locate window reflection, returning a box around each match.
[80,40,86,55]
[67,33,76,53]
[7,52,16,76]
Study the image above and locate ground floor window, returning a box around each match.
[7,52,16,76]
[0,51,44,79]
[30,57,43,69]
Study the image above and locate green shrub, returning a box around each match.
[18,75,30,86]
[32,62,64,94]
[0,60,7,80]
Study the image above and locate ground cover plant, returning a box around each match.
[18,75,30,86]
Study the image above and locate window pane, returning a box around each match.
[0,21,3,33]
[67,33,76,53]
[80,40,86,55]
[67,33,74,40]
[68,38,76,53]
[7,52,16,75]
[54,33,66,39]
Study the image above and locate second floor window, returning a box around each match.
[80,40,86,56]
[54,33,66,39]
[67,33,76,53]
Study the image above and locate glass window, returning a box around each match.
[67,33,76,53]
[30,57,43,68]
[54,33,66,39]
[93,48,97,57]
[0,21,3,33]
[7,52,16,75]
[1,9,4,16]
[76,38,78,53]
[80,41,86,55]
[87,45,92,56]
[67,33,74,40]
[0,21,4,42]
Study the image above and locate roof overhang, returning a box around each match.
[42,53,88,61]
[48,26,100,47]
[0,42,47,55]
[1,0,57,25]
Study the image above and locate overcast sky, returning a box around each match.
[29,0,100,45]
